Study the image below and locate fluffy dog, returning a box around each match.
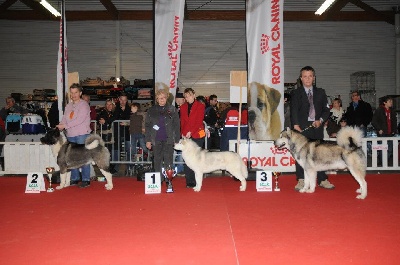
[174,137,248,192]
[40,128,113,190]
[274,127,367,199]
[248,81,282,140]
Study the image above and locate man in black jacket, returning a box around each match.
[346,91,373,136]
[290,66,334,191]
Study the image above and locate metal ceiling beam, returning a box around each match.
[0,10,395,25]
[99,0,119,20]
[348,0,394,24]
[19,0,58,20]
[0,0,18,14]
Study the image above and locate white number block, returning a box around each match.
[25,172,45,193]
[145,172,162,194]
[256,171,272,192]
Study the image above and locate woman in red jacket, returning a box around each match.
[180,88,206,187]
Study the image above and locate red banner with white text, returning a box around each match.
[246,0,284,141]
[155,0,185,102]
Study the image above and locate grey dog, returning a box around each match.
[274,126,367,199]
[40,128,113,190]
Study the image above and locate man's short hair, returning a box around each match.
[209,94,217,101]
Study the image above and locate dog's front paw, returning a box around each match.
[105,184,113,190]
[239,185,246,191]
[356,194,366,199]
[193,186,201,192]
[299,188,306,193]
[56,185,64,190]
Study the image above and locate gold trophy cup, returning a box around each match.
[273,172,281,191]
[162,166,177,193]
[45,167,55,192]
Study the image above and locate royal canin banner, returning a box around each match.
[246,0,284,141]
[154,0,185,101]
[57,1,68,121]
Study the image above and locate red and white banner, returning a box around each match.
[154,0,185,101]
[246,0,284,140]
[57,1,68,121]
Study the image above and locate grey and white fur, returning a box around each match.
[274,126,367,199]
[40,128,113,190]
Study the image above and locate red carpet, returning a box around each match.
[0,173,399,265]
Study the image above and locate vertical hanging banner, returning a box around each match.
[154,0,185,103]
[246,0,284,140]
[57,0,68,122]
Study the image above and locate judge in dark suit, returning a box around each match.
[290,66,335,191]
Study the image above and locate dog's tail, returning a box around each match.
[336,126,363,151]
[85,135,105,150]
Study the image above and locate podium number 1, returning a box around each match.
[151,174,155,184]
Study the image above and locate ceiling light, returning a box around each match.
[39,0,61,17]
[315,0,336,15]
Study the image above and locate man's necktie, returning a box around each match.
[308,90,315,120]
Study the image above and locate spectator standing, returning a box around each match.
[97,99,116,172]
[56,83,91,188]
[290,66,334,191]
[372,96,397,165]
[130,103,148,160]
[145,89,180,174]
[113,94,131,168]
[180,88,206,188]
[346,91,373,136]
[326,98,346,138]
[204,94,220,149]
[219,103,248,151]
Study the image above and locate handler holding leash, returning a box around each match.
[180,88,206,188]
[290,66,335,191]
[56,83,92,188]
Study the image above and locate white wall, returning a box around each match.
[0,19,396,109]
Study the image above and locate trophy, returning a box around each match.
[273,172,281,191]
[45,167,55,193]
[162,166,177,193]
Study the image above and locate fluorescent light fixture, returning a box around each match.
[315,0,336,15]
[40,0,61,17]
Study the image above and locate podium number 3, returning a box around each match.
[31,174,38,183]
[260,172,267,181]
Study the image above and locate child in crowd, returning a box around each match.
[129,103,149,161]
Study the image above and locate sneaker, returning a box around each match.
[319,179,335,189]
[79,181,90,188]
[294,179,304,191]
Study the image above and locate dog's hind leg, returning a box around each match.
[228,167,247,191]
[193,171,203,192]
[349,168,367,199]
[100,169,113,190]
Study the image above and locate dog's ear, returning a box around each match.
[266,86,281,114]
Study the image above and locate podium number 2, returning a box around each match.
[260,172,267,181]
[31,174,38,183]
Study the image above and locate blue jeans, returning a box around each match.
[67,134,91,182]
[130,133,148,158]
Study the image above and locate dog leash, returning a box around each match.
[301,124,315,132]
